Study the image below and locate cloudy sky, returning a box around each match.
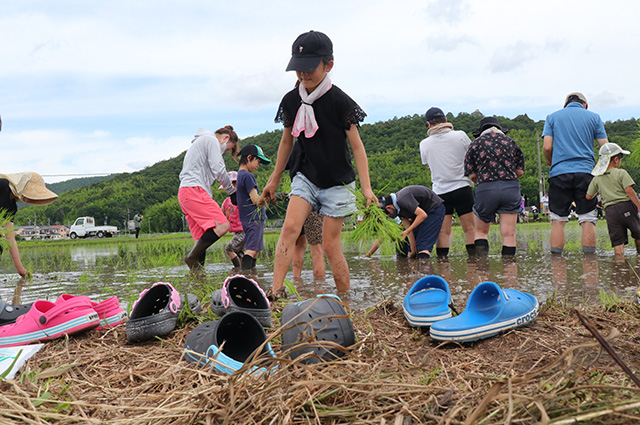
[1,0,639,183]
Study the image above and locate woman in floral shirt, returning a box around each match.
[464,117,525,256]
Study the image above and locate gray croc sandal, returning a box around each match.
[126,282,181,343]
[179,293,202,314]
[183,311,275,375]
[209,275,271,328]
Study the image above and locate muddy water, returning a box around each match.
[1,223,639,310]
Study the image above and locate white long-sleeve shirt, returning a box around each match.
[179,128,235,198]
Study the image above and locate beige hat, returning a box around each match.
[0,172,58,205]
[564,92,587,107]
[592,143,631,176]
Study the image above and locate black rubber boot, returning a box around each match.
[475,239,489,256]
[466,244,476,256]
[241,255,255,270]
[501,246,516,256]
[185,229,219,271]
[231,256,241,268]
[436,247,449,258]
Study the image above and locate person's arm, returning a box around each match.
[365,239,380,257]
[516,169,524,178]
[625,186,640,211]
[402,219,417,255]
[249,187,265,208]
[2,222,29,277]
[585,193,595,200]
[346,125,376,206]
[543,136,554,164]
[596,138,609,147]
[262,129,294,202]
[401,207,428,240]
[468,173,477,184]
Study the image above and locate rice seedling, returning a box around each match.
[347,188,403,251]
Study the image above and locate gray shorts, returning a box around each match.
[473,180,522,223]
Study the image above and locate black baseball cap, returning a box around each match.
[286,31,333,72]
[239,144,271,164]
[425,107,445,123]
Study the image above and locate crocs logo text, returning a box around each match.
[516,307,538,326]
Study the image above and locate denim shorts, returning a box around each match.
[290,172,357,218]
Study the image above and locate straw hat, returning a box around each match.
[0,172,58,205]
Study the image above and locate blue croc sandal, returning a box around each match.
[403,275,453,328]
[183,311,275,375]
[430,281,539,343]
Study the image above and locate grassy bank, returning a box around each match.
[1,295,640,424]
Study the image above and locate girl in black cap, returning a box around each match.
[262,30,376,298]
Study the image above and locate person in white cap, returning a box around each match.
[0,172,58,276]
[586,143,640,256]
[542,92,609,254]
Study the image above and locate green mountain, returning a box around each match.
[15,112,640,232]
[47,175,115,195]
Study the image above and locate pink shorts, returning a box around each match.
[178,186,228,240]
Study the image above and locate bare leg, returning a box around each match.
[323,215,350,291]
[580,221,596,249]
[272,196,313,293]
[498,213,518,247]
[436,214,453,248]
[309,243,326,277]
[459,212,476,245]
[550,219,566,252]
[292,234,307,278]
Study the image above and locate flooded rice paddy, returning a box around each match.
[1,221,639,311]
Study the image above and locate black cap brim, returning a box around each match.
[286,55,323,72]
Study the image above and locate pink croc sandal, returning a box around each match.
[57,294,128,330]
[0,297,99,347]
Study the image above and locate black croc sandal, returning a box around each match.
[0,299,33,327]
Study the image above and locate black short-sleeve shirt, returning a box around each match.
[396,186,444,220]
[0,178,17,219]
[275,85,367,189]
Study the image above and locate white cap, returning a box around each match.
[592,143,630,176]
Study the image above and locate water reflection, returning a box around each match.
[2,229,640,311]
[70,246,119,266]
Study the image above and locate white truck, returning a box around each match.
[69,217,119,239]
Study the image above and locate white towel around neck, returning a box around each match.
[291,75,332,138]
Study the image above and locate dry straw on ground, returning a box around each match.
[2,297,640,424]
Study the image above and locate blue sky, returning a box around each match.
[1,0,639,183]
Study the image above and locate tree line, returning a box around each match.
[15,112,640,233]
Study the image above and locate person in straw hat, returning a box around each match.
[0,172,58,276]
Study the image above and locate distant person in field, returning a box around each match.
[262,30,375,299]
[0,172,58,277]
[219,171,245,268]
[236,144,271,270]
[587,143,640,256]
[178,125,239,272]
[464,117,524,256]
[379,185,445,259]
[133,211,143,239]
[419,107,476,257]
[543,92,608,254]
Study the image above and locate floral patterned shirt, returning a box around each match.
[464,131,525,184]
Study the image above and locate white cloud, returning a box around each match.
[1,0,640,183]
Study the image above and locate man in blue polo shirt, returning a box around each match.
[542,92,608,254]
